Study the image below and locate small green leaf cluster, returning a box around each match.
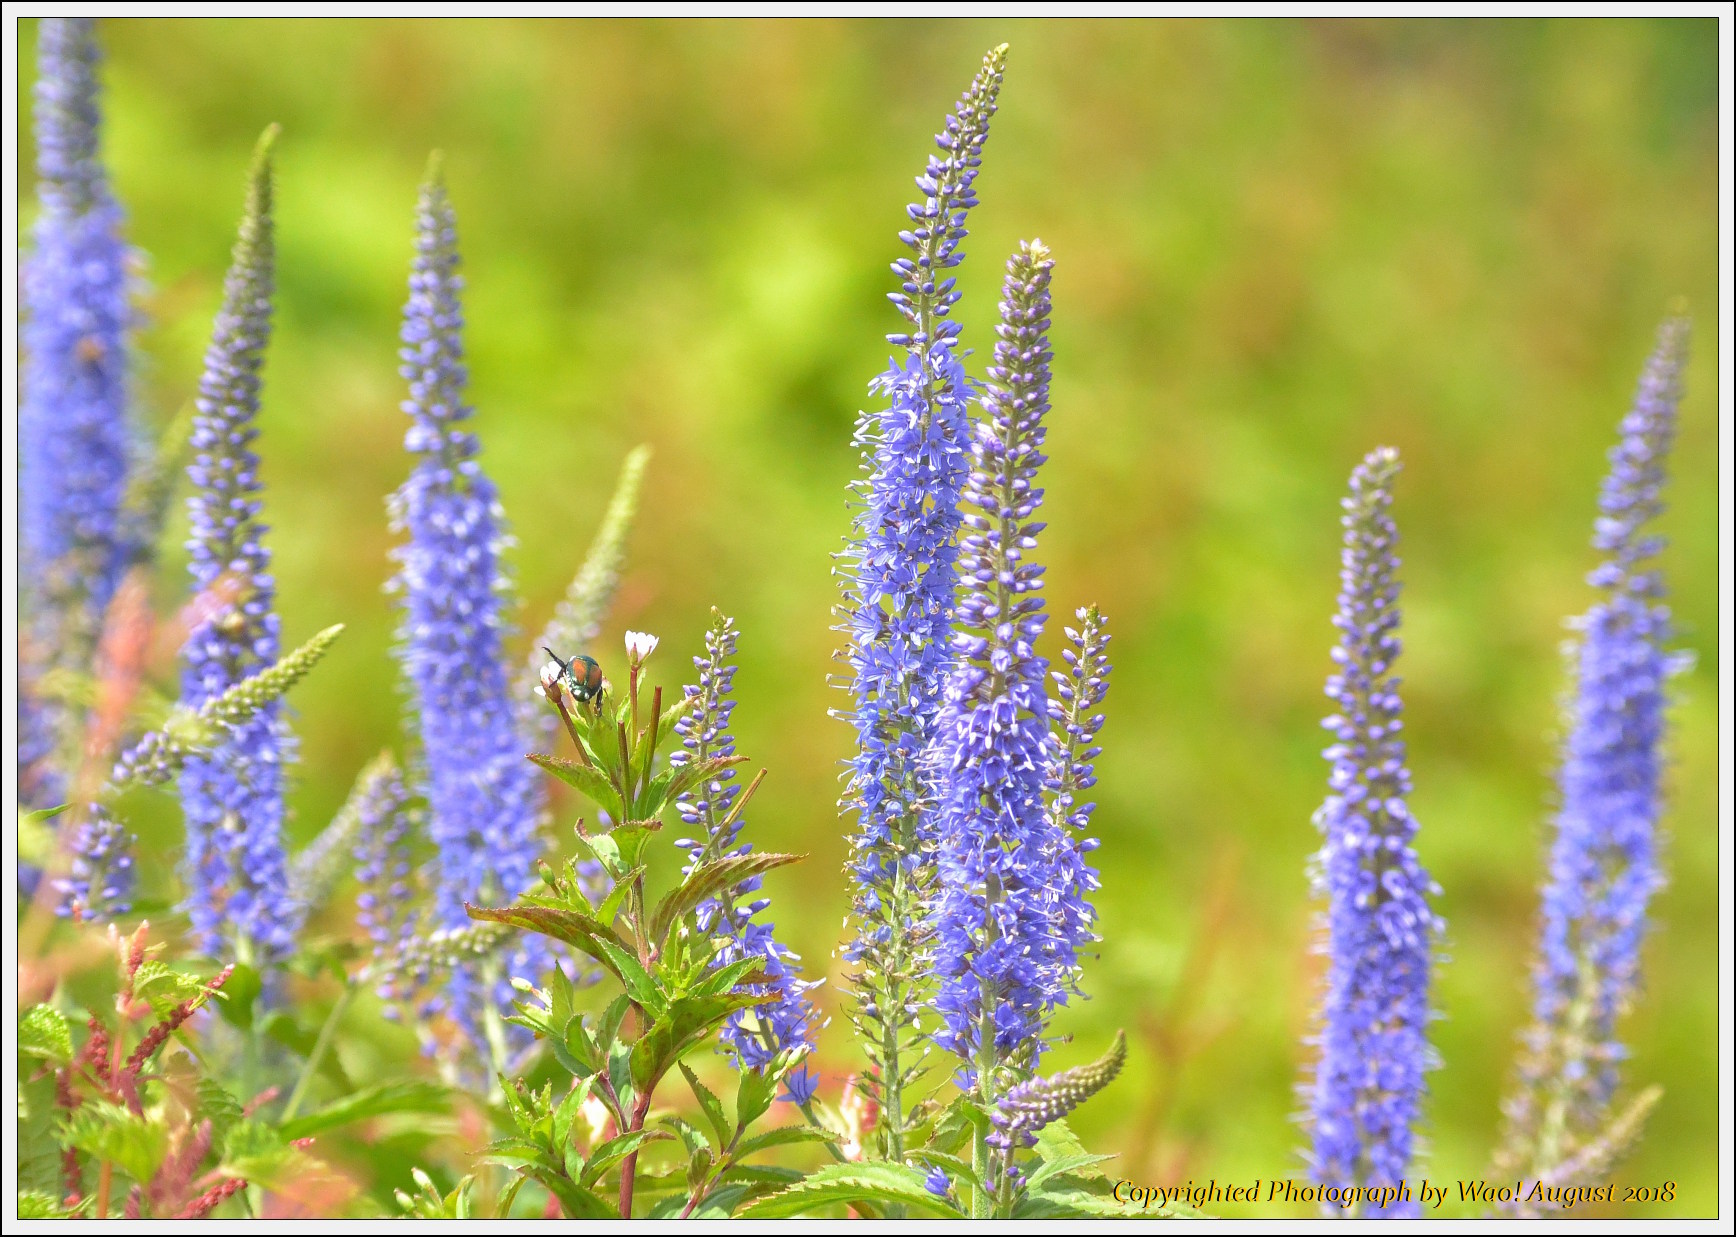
[463,651,827,1216]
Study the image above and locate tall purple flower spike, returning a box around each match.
[1500,318,1690,1180]
[836,47,1006,1148]
[931,242,1093,1086]
[674,611,820,1097]
[389,160,547,1050]
[176,128,301,965]
[1305,447,1440,1217]
[21,17,135,809]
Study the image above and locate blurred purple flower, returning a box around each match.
[1305,446,1439,1216]
[389,163,547,1044]
[54,803,135,924]
[1510,318,1689,1152]
[21,17,135,809]
[176,129,301,964]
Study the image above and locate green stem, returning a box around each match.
[280,983,355,1124]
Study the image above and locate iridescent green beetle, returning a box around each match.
[543,646,605,705]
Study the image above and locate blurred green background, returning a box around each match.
[20,17,1719,1217]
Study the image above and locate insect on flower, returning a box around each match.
[542,645,604,706]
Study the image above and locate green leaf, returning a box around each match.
[196,1077,245,1147]
[906,1147,980,1190]
[132,960,213,1018]
[580,1127,671,1190]
[654,694,691,750]
[593,866,642,926]
[649,852,804,943]
[715,1162,805,1188]
[1014,1180,1175,1218]
[219,1118,317,1192]
[62,1101,169,1184]
[649,754,747,816]
[739,1161,964,1219]
[592,936,664,1015]
[1023,1151,1117,1192]
[679,1181,756,1219]
[278,1079,449,1140]
[579,831,622,876]
[554,1015,600,1080]
[1027,1117,1097,1165]
[607,1039,635,1116]
[732,1124,835,1159]
[465,902,633,987]
[658,1114,709,1158]
[735,1066,780,1131]
[529,753,617,808]
[631,992,763,1094]
[680,1062,732,1150]
[516,1163,619,1219]
[18,1190,80,1219]
[685,952,775,1002]
[928,1094,988,1155]
[19,1004,72,1063]
[598,993,633,1049]
[22,803,73,826]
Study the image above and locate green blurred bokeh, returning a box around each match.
[19,17,1718,1217]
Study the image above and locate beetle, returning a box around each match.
[543,646,605,706]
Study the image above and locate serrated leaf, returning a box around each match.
[659,1114,709,1158]
[62,1101,168,1184]
[735,1066,780,1131]
[516,1162,619,1219]
[593,937,664,1015]
[19,1004,72,1063]
[906,1147,980,1189]
[1032,1117,1104,1173]
[132,960,213,1017]
[580,1127,670,1190]
[732,1124,834,1159]
[196,1077,245,1146]
[219,1118,317,1192]
[278,1079,449,1140]
[715,1162,805,1188]
[650,754,747,817]
[739,1161,963,1219]
[607,1038,635,1116]
[593,866,642,926]
[465,902,633,987]
[649,851,804,943]
[631,992,763,1095]
[680,1062,732,1149]
[554,1015,600,1080]
[928,1094,988,1156]
[579,831,622,875]
[1023,1151,1117,1192]
[529,752,618,808]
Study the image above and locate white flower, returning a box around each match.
[539,660,564,693]
[624,630,660,663]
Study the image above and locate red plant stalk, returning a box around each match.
[175,1176,247,1220]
